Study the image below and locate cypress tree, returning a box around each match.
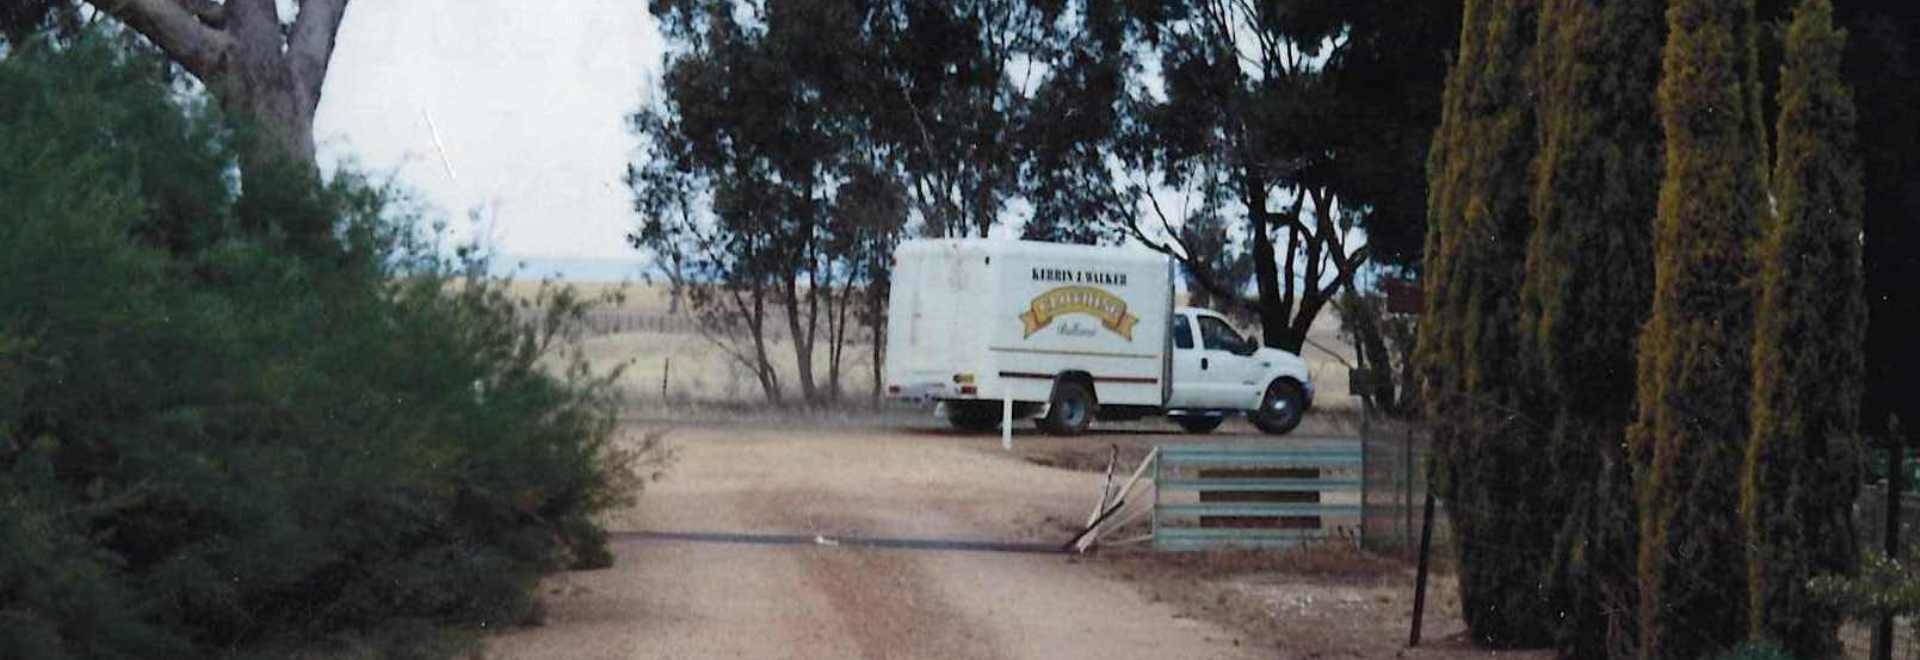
[1522,0,1663,655]
[1633,0,1770,656]
[1417,0,1554,645]
[1742,0,1865,655]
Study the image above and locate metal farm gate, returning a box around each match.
[1150,444,1365,551]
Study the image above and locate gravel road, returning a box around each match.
[487,423,1261,660]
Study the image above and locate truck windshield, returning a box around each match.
[1172,314,1194,349]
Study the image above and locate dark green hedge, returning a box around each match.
[0,36,642,659]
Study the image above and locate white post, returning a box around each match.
[1001,392,1014,451]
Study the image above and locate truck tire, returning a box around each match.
[1251,379,1305,435]
[946,402,1001,432]
[1175,415,1224,434]
[1036,381,1095,436]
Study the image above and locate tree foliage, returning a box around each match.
[1741,0,1865,654]
[0,37,648,659]
[1416,0,1554,646]
[633,0,917,404]
[1009,0,1457,353]
[1520,0,1663,655]
[1631,0,1771,656]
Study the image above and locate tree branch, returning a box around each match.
[176,0,223,27]
[287,0,350,112]
[89,0,231,78]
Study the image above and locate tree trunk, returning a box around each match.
[749,284,783,404]
[221,0,317,163]
[88,0,349,244]
[1246,176,1289,349]
[870,310,886,409]
[782,272,818,404]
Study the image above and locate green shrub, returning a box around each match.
[1418,0,1558,646]
[1811,549,1920,644]
[1742,0,1866,656]
[0,34,650,659]
[1631,0,1772,656]
[1522,1,1664,655]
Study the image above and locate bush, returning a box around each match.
[0,35,650,659]
[1811,548,1920,644]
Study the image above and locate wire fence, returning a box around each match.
[576,310,705,336]
[1855,483,1920,555]
[1356,412,1915,655]
[1358,417,1447,560]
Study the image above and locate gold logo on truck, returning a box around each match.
[1020,286,1139,339]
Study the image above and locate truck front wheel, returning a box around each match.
[1036,381,1095,436]
[1251,379,1305,435]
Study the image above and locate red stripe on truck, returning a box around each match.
[996,371,1160,385]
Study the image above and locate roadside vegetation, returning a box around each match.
[0,35,649,659]
[1417,0,1880,657]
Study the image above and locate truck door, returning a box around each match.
[1195,314,1265,409]
[1167,313,1208,408]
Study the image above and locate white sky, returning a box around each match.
[313,0,664,262]
[305,2,1360,287]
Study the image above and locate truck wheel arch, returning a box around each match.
[1051,370,1097,404]
[1037,371,1098,436]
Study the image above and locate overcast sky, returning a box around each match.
[313,0,663,265]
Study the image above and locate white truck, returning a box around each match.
[884,238,1313,435]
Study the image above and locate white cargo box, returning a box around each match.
[885,239,1174,407]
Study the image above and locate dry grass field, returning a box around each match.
[516,280,1368,411]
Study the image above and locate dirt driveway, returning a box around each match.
[488,421,1270,660]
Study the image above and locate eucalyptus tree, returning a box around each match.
[634,0,941,404]
[1017,0,1455,354]
[1,0,351,247]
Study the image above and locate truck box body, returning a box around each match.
[886,239,1173,407]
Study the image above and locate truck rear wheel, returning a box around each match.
[945,402,1001,432]
[1036,381,1095,436]
[1174,415,1224,434]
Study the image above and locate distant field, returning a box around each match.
[521,281,1364,410]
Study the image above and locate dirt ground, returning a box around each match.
[484,413,1552,660]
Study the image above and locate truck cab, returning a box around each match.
[1163,307,1313,434]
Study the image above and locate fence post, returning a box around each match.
[1409,489,1436,647]
[1404,424,1414,560]
[1874,440,1902,660]
[1360,397,1370,549]
[1001,392,1013,451]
